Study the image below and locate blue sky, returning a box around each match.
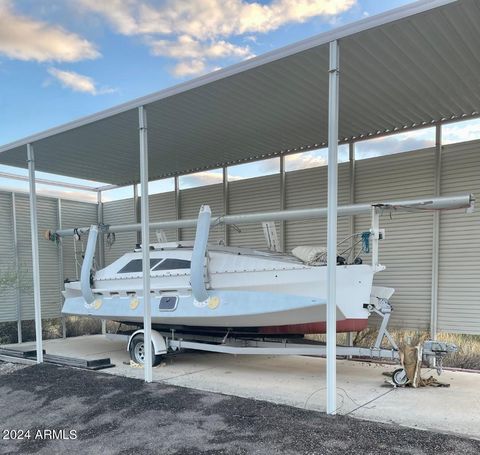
[0,0,479,201]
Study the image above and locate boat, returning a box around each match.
[62,205,385,336]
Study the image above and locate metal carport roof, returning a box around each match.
[1,0,479,186]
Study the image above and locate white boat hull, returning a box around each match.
[62,245,375,331]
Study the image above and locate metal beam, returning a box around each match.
[279,155,286,252]
[430,124,442,339]
[347,142,356,354]
[97,191,107,336]
[139,106,152,382]
[53,194,474,238]
[133,184,141,245]
[11,193,22,343]
[0,171,99,192]
[27,144,43,363]
[97,191,105,269]
[348,142,356,249]
[326,39,340,415]
[222,167,229,246]
[174,176,181,242]
[57,198,66,339]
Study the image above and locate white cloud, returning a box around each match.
[442,118,480,145]
[285,151,328,171]
[171,60,208,77]
[149,35,254,76]
[80,0,356,39]
[0,0,99,62]
[47,67,115,95]
[148,35,253,60]
[78,0,356,76]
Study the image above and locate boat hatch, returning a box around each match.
[158,296,178,311]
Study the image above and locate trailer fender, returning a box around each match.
[127,329,167,355]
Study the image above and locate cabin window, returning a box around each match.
[152,259,191,271]
[118,259,162,274]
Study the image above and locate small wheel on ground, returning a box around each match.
[392,368,408,386]
[129,334,163,367]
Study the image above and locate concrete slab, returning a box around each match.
[4,334,480,440]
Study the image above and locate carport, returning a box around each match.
[0,0,479,414]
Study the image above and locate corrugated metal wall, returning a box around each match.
[6,193,61,320]
[60,199,98,281]
[0,192,99,323]
[285,163,351,252]
[438,141,480,334]
[229,175,281,248]
[180,185,224,244]
[0,193,17,322]
[355,149,436,330]
[103,198,136,265]
[149,191,177,242]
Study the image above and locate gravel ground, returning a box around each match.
[0,361,27,376]
[0,363,478,455]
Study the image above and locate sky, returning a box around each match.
[0,0,479,202]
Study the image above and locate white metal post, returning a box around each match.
[370,206,380,269]
[280,155,286,253]
[139,106,153,382]
[11,193,22,343]
[97,191,107,336]
[430,124,442,340]
[222,168,229,246]
[57,198,67,339]
[27,143,43,363]
[326,40,339,415]
[174,176,181,242]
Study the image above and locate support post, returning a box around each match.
[348,142,355,249]
[222,167,229,246]
[139,106,152,382]
[326,40,340,415]
[11,193,22,343]
[174,176,181,242]
[133,184,141,245]
[280,155,286,253]
[57,198,67,339]
[347,142,355,353]
[430,124,442,340]
[97,191,106,335]
[27,144,43,363]
[97,191,105,269]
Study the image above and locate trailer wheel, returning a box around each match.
[129,334,162,367]
[392,368,408,386]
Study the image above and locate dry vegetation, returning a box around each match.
[309,328,480,370]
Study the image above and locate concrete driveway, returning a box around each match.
[3,334,480,442]
[1,363,480,455]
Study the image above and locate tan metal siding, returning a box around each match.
[228,175,280,249]
[103,198,136,264]
[355,148,436,329]
[14,194,63,320]
[438,140,480,334]
[0,192,17,322]
[60,199,98,281]
[149,192,177,242]
[284,163,351,252]
[180,185,224,244]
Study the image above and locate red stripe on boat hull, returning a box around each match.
[259,318,368,335]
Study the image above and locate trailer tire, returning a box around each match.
[129,334,162,367]
[392,368,408,386]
